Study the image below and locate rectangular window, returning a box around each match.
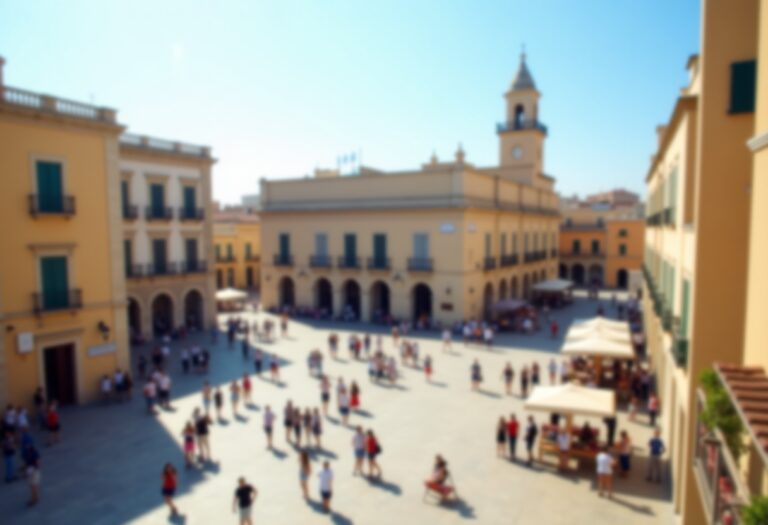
[245,243,252,258]
[618,229,627,237]
[183,186,197,216]
[524,233,529,252]
[619,244,627,256]
[36,161,64,212]
[413,233,429,259]
[226,243,233,258]
[373,233,387,264]
[124,239,132,275]
[215,244,221,260]
[512,233,517,254]
[500,233,507,256]
[591,240,600,255]
[279,233,290,260]
[314,233,328,256]
[344,233,357,263]
[484,233,492,257]
[730,60,757,113]
[150,183,165,215]
[533,233,538,251]
[681,279,691,336]
[572,239,581,254]
[185,238,198,269]
[40,256,68,309]
[152,239,167,274]
[121,180,130,213]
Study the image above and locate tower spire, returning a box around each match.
[511,49,536,91]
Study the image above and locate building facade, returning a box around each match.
[121,135,217,340]
[213,206,261,290]
[259,55,559,325]
[642,0,760,522]
[0,64,129,407]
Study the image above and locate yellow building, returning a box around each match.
[260,55,559,324]
[642,1,761,522]
[213,207,261,290]
[0,61,129,407]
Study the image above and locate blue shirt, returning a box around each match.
[649,437,665,456]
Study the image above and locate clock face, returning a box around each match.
[512,146,523,160]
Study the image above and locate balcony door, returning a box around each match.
[36,161,64,213]
[41,256,69,309]
[44,343,76,405]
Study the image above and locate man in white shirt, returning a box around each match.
[557,428,570,472]
[318,462,333,512]
[596,446,615,498]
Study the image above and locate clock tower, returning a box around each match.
[497,52,547,180]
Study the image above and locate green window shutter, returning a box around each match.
[572,240,580,254]
[41,256,68,309]
[245,243,252,258]
[152,239,167,273]
[183,186,196,215]
[344,234,357,263]
[124,239,132,275]
[373,234,386,263]
[36,161,63,213]
[279,234,290,260]
[591,240,600,254]
[226,244,233,258]
[186,239,198,268]
[619,244,626,256]
[730,60,756,113]
[150,184,165,215]
[121,180,130,212]
[215,245,221,259]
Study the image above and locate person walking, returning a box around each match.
[263,405,275,449]
[143,380,157,415]
[182,422,196,468]
[233,477,257,525]
[352,426,365,476]
[161,463,179,516]
[521,366,530,398]
[507,414,519,461]
[483,326,494,349]
[550,320,559,339]
[202,382,212,416]
[617,430,632,477]
[318,462,333,512]
[557,426,570,472]
[366,429,382,478]
[298,450,311,500]
[350,381,361,412]
[270,354,280,383]
[254,348,263,377]
[284,401,294,443]
[548,359,557,384]
[502,363,514,396]
[194,408,213,462]
[230,381,241,417]
[495,417,507,458]
[524,416,539,466]
[471,360,483,391]
[242,374,252,405]
[338,386,350,426]
[596,446,615,498]
[311,408,323,449]
[442,328,452,352]
[424,354,433,382]
[292,408,303,447]
[22,441,40,506]
[646,429,665,483]
[214,388,224,420]
[531,362,541,386]
[46,402,60,446]
[648,393,660,427]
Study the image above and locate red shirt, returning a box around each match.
[366,436,378,454]
[163,471,176,490]
[507,420,519,438]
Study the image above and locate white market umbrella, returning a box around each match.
[571,317,627,333]
[561,335,634,360]
[215,287,248,302]
[566,324,631,344]
[532,279,574,293]
[524,383,616,418]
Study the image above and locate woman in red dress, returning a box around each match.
[350,381,361,410]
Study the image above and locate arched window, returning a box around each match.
[514,104,525,128]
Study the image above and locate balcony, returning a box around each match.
[216,254,236,263]
[337,256,361,269]
[273,254,294,267]
[309,255,332,268]
[178,206,205,221]
[483,257,497,271]
[28,194,76,217]
[126,264,145,278]
[663,207,675,227]
[146,262,180,277]
[550,248,558,258]
[671,318,689,368]
[182,260,207,274]
[245,253,260,262]
[646,212,663,227]
[32,289,82,314]
[145,206,173,221]
[500,254,519,267]
[496,118,548,135]
[122,204,139,220]
[367,257,391,271]
[662,308,673,332]
[408,257,434,272]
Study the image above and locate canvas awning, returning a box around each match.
[532,279,574,293]
[571,317,627,333]
[215,287,248,302]
[561,335,635,359]
[566,323,631,344]
[524,383,616,417]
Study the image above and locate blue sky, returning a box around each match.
[0,0,700,204]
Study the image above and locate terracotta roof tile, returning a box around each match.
[715,363,768,459]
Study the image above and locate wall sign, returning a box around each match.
[17,332,34,353]
[88,343,117,357]
[440,223,456,233]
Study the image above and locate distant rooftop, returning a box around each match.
[0,84,118,125]
[119,132,212,159]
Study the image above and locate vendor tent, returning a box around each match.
[215,287,248,302]
[566,323,631,344]
[571,317,627,333]
[524,383,616,418]
[532,279,574,293]
[561,336,634,359]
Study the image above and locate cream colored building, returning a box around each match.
[213,206,261,290]
[642,0,762,522]
[120,134,216,339]
[260,55,559,325]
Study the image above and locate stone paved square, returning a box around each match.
[0,292,671,524]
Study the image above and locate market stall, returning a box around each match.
[531,279,574,307]
[490,299,532,332]
[215,287,248,311]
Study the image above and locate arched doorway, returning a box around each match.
[278,276,295,308]
[571,264,585,285]
[559,264,568,279]
[314,278,333,315]
[589,264,604,287]
[616,268,629,289]
[342,280,361,320]
[151,294,173,337]
[523,274,530,299]
[483,283,494,321]
[498,279,508,301]
[510,276,519,298]
[412,283,433,324]
[184,290,204,330]
[370,281,391,322]
[128,298,141,338]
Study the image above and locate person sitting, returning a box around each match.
[425,455,453,502]
[579,422,595,448]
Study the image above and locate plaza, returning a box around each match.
[0,292,671,525]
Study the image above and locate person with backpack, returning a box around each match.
[365,429,382,478]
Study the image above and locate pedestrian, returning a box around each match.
[233,477,257,525]
[182,422,196,468]
[338,386,350,426]
[318,461,333,512]
[502,363,514,396]
[603,416,617,447]
[263,405,275,449]
[254,348,263,377]
[280,313,288,338]
[424,354,433,382]
[311,408,323,448]
[363,333,371,356]
[284,401,294,443]
[524,416,538,466]
[320,376,331,416]
[483,326,494,349]
[158,372,172,410]
[531,362,540,386]
[3,431,16,482]
[100,374,112,403]
[22,441,40,506]
[352,426,365,476]
[648,393,659,427]
[293,408,303,446]
[46,402,60,446]
[242,374,252,405]
[471,360,482,391]
[617,430,632,477]
[646,429,665,483]
[143,380,157,415]
[181,348,190,374]
[214,388,224,420]
[548,358,557,384]
[596,446,615,498]
[194,408,212,461]
[521,366,530,398]
[299,450,311,500]
[366,429,382,478]
[350,381,361,411]
[202,382,212,416]
[442,328,452,352]
[230,381,241,417]
[161,463,179,516]
[550,320,559,339]
[241,338,249,361]
[270,354,280,383]
[557,426,570,472]
[113,369,125,402]
[507,414,519,461]
[496,417,507,458]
